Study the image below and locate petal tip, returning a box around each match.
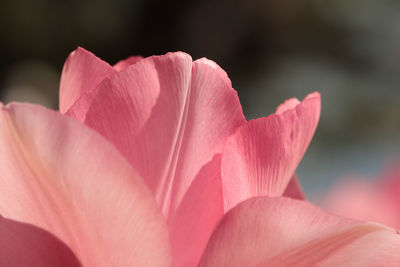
[192,57,236,94]
[194,57,219,69]
[305,91,321,100]
[275,98,301,114]
[276,91,321,115]
[68,46,89,59]
[67,46,109,66]
[165,51,193,62]
[74,46,90,54]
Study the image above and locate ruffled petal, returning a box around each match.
[0,103,171,267]
[199,197,400,267]
[221,92,320,211]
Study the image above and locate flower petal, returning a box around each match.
[199,197,400,267]
[221,92,320,211]
[266,224,400,266]
[275,97,301,114]
[59,47,116,113]
[283,174,306,200]
[0,215,81,267]
[67,52,244,266]
[0,103,171,267]
[113,56,143,71]
[67,52,245,217]
[168,155,223,267]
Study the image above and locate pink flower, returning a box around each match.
[324,162,400,229]
[0,48,399,266]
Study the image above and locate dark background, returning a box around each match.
[1,0,399,200]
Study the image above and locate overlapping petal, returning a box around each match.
[113,56,143,71]
[283,174,306,200]
[59,47,116,113]
[0,215,81,267]
[65,52,245,266]
[168,155,223,267]
[199,197,400,267]
[4,44,399,266]
[67,53,245,217]
[0,103,170,267]
[221,92,320,211]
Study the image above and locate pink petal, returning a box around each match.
[0,103,171,266]
[59,47,116,113]
[67,52,245,216]
[67,53,245,266]
[0,215,81,266]
[283,174,306,200]
[221,92,320,211]
[268,226,400,266]
[113,56,143,71]
[275,97,301,114]
[199,197,400,267]
[168,155,223,267]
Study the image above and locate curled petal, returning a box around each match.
[221,92,320,211]
[199,197,400,267]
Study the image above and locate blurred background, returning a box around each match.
[0,0,399,201]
